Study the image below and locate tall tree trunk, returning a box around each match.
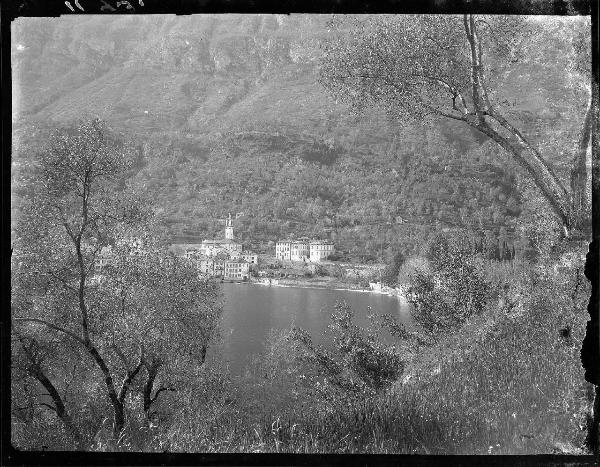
[143,358,178,416]
[86,345,126,437]
[27,364,83,449]
[143,362,160,413]
[15,332,84,449]
[464,14,578,234]
[471,120,572,226]
[570,98,592,231]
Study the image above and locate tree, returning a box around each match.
[319,15,591,236]
[11,119,222,449]
[290,301,404,394]
[381,251,405,287]
[98,239,221,419]
[405,232,490,338]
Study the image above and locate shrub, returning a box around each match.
[406,232,490,338]
[290,301,404,394]
[381,251,405,287]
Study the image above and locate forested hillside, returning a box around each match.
[11,14,589,260]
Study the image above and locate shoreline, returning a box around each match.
[247,278,407,302]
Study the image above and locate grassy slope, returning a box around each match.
[145,250,591,454]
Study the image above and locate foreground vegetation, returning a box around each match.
[175,249,589,454]
[23,237,587,455]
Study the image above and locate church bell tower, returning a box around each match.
[225,213,234,240]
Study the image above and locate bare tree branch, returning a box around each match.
[39,402,58,413]
[13,318,86,346]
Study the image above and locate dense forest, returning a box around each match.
[12,118,529,261]
[129,126,526,257]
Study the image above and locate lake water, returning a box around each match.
[215,283,412,375]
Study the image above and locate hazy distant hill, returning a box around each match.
[11,15,499,146]
[11,15,590,258]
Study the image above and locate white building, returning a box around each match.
[173,214,256,279]
[276,240,310,262]
[275,241,291,261]
[224,259,249,280]
[196,254,214,275]
[97,216,259,282]
[290,241,309,261]
[276,239,335,262]
[309,240,335,262]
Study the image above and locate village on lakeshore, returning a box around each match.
[95,213,392,290]
[169,213,341,282]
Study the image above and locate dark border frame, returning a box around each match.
[1,0,597,465]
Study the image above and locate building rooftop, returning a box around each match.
[277,239,334,245]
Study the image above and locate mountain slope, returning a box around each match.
[11,15,590,258]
